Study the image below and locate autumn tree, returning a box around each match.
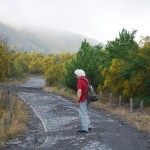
[8,51,29,78]
[0,41,10,82]
[139,36,150,48]
[103,31,150,105]
[45,53,74,85]
[28,52,45,74]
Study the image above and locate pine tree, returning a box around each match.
[65,40,103,89]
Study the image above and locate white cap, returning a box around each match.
[74,69,86,77]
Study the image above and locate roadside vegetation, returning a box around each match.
[0,28,150,135]
[0,90,28,145]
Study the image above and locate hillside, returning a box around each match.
[0,23,99,54]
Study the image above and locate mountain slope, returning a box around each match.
[0,23,99,54]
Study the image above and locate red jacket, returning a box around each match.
[77,76,89,102]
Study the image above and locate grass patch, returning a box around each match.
[4,76,29,85]
[0,90,28,146]
[44,85,76,101]
[0,112,2,120]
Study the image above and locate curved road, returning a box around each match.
[1,78,150,150]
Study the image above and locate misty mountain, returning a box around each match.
[0,23,99,54]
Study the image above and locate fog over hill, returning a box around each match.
[0,23,99,54]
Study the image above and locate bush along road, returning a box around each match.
[1,77,150,150]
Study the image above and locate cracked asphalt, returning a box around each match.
[1,77,150,150]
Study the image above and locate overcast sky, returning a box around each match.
[0,0,150,43]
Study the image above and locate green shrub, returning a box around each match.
[134,95,150,106]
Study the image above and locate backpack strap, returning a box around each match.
[80,78,89,98]
[80,78,89,84]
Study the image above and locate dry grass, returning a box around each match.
[44,86,150,134]
[4,76,29,85]
[92,101,150,134]
[44,86,76,101]
[0,91,28,145]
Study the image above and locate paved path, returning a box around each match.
[1,77,150,150]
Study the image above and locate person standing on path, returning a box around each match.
[74,69,91,133]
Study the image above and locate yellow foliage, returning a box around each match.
[45,53,74,85]
[0,42,10,81]
[27,52,45,73]
[103,59,125,94]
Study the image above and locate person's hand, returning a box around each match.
[76,102,80,107]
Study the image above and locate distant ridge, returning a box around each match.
[0,22,99,54]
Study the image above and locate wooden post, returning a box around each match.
[7,90,10,110]
[9,101,13,126]
[10,110,13,126]
[109,92,112,105]
[140,100,144,112]
[0,99,1,113]
[100,91,103,102]
[4,116,8,132]
[4,90,8,110]
[119,95,122,107]
[1,90,4,109]
[130,98,133,113]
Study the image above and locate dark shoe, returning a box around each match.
[88,127,92,131]
[78,129,88,133]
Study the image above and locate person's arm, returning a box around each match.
[76,89,82,107]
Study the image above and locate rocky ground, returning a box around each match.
[0,77,150,150]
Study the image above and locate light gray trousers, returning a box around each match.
[78,100,91,131]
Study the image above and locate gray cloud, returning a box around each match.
[0,0,150,42]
